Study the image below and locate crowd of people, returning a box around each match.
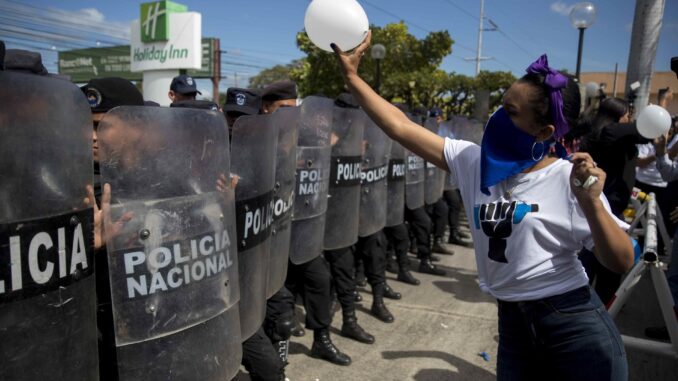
[2,35,677,381]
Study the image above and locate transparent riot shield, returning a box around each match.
[231,114,277,341]
[0,71,97,381]
[423,117,445,204]
[290,96,333,265]
[405,113,426,210]
[386,141,406,227]
[358,118,392,237]
[465,118,485,145]
[267,107,299,298]
[439,118,461,191]
[98,106,241,381]
[405,150,426,210]
[323,106,365,250]
[447,116,484,145]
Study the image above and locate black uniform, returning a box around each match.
[285,257,333,331]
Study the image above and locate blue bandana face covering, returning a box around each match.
[479,107,549,195]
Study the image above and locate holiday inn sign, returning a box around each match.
[131,0,201,72]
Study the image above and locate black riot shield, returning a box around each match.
[386,141,406,227]
[267,107,299,298]
[231,114,278,340]
[423,117,445,204]
[358,118,393,237]
[98,106,241,381]
[0,72,98,381]
[290,96,333,265]
[323,106,365,250]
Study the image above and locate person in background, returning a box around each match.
[168,74,200,103]
[576,97,650,304]
[261,80,298,114]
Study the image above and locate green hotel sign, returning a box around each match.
[58,38,216,82]
[140,1,187,43]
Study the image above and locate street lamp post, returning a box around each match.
[570,2,597,81]
[371,44,386,94]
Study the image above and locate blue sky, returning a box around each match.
[2,0,676,95]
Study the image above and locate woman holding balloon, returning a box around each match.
[326,28,633,379]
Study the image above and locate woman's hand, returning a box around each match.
[570,152,606,204]
[331,31,371,80]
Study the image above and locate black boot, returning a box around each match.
[457,229,471,239]
[432,236,455,255]
[397,270,420,285]
[383,283,402,300]
[311,329,352,366]
[352,289,363,302]
[290,321,305,337]
[370,283,394,323]
[418,258,446,276]
[340,311,375,344]
[448,231,471,246]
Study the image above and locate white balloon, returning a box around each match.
[636,104,671,139]
[304,0,369,53]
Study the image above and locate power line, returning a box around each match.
[440,0,479,21]
[360,0,430,34]
[359,0,476,54]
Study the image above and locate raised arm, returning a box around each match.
[331,32,447,170]
[570,153,634,273]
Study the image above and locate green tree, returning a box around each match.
[475,70,516,112]
[291,22,453,103]
[439,72,475,116]
[249,61,302,89]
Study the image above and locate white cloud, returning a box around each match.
[550,1,573,16]
[0,2,131,42]
[46,7,131,40]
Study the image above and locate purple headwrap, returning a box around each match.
[526,54,569,139]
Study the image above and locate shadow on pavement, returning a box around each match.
[288,341,311,356]
[430,266,494,304]
[382,350,495,381]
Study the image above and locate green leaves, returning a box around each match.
[252,22,516,120]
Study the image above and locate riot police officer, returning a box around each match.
[168,74,200,103]
[225,87,287,381]
[81,77,145,381]
[264,82,352,366]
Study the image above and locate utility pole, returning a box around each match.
[625,0,665,114]
[475,0,485,75]
[465,0,495,76]
[234,72,239,88]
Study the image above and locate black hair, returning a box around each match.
[517,72,581,137]
[576,97,628,152]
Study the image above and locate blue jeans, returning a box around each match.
[497,286,627,381]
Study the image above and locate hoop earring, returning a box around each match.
[531,141,545,161]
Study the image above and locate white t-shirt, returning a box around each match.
[636,143,668,187]
[444,138,628,301]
